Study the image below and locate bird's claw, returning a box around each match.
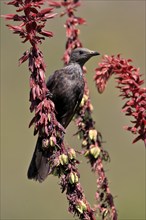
[46,91,53,99]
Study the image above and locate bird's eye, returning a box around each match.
[79,51,84,55]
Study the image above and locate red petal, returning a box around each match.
[35,85,41,97]
[39,69,45,81]
[49,1,61,8]
[38,8,53,16]
[29,116,37,128]
[133,134,143,144]
[30,7,38,14]
[19,51,29,65]
[7,24,24,32]
[31,87,36,100]
[44,13,57,19]
[39,30,53,37]
[7,0,20,7]
[1,14,17,20]
[77,17,86,25]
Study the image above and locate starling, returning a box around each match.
[27,48,100,182]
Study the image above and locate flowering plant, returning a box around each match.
[2,0,145,220]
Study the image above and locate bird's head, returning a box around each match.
[69,47,100,67]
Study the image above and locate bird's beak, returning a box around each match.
[90,50,100,56]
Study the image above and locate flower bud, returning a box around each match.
[59,154,68,165]
[90,145,100,159]
[49,136,56,147]
[103,209,109,218]
[54,157,60,167]
[68,148,76,160]
[56,131,62,137]
[78,131,83,139]
[69,172,78,184]
[89,129,97,141]
[84,150,89,157]
[76,200,87,214]
[80,94,88,107]
[82,140,87,146]
[48,113,51,122]
[89,103,94,111]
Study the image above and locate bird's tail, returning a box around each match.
[27,137,50,182]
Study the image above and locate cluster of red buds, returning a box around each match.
[95,55,146,147]
[2,0,64,142]
[49,0,85,64]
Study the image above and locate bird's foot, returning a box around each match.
[46,90,53,99]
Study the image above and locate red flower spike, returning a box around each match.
[5,0,56,45]
[95,55,146,146]
[4,0,65,140]
[57,1,117,219]
[48,0,85,65]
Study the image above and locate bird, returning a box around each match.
[27,47,100,182]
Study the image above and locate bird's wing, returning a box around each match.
[46,69,61,91]
[46,69,72,127]
[57,79,84,128]
[58,101,80,128]
[46,67,84,128]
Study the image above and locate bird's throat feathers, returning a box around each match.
[64,63,83,78]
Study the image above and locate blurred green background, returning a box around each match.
[1,1,145,220]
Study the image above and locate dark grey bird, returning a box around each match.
[27,47,100,182]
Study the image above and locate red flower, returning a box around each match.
[48,0,85,64]
[4,1,56,45]
[95,55,146,146]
